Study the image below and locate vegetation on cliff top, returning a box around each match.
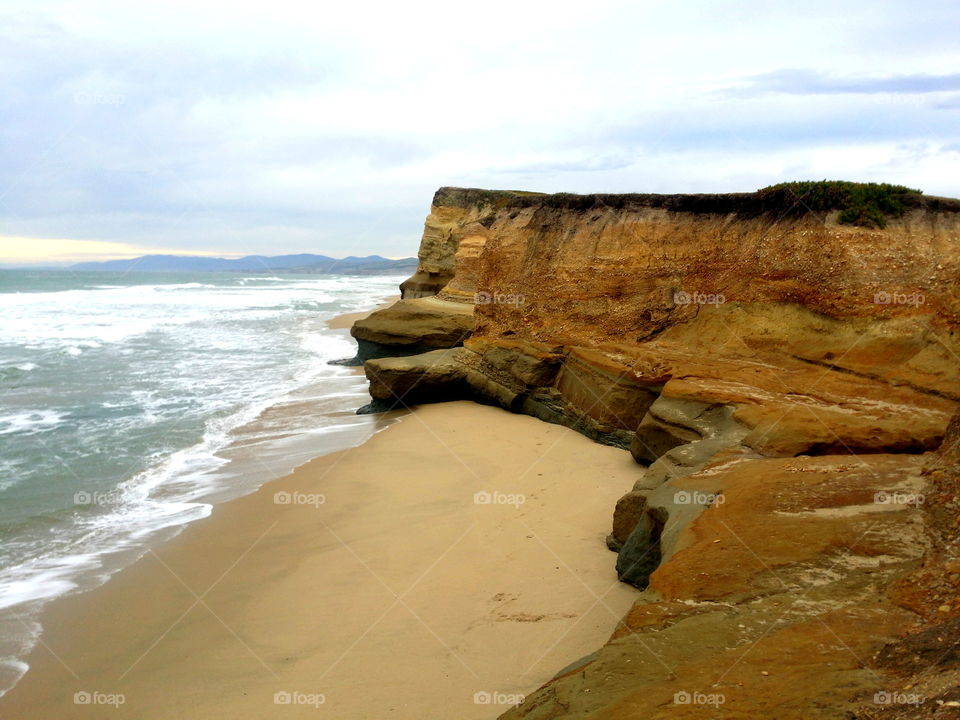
[757,180,923,228]
[435,181,946,226]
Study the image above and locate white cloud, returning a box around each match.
[1,0,959,260]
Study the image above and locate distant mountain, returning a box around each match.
[69,254,418,275]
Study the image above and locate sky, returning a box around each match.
[1,0,959,264]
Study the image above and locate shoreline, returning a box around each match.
[0,294,398,700]
[0,401,639,719]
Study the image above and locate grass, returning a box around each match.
[757,180,923,228]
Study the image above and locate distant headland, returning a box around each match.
[68,253,418,275]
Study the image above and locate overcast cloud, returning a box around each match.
[1,0,959,261]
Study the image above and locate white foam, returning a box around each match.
[0,658,29,699]
[0,273,406,696]
[301,332,356,363]
[0,410,64,436]
[0,565,84,611]
[0,277,370,351]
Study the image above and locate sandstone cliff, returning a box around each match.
[351,185,960,718]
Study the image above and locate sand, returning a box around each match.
[0,400,641,719]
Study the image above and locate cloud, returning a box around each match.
[478,155,636,175]
[733,69,960,96]
[1,0,959,261]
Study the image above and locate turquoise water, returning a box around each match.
[0,269,400,695]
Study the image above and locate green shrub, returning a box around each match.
[756,180,923,228]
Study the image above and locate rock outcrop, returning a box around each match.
[349,297,474,362]
[504,453,934,720]
[351,185,960,718]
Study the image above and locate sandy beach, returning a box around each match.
[0,398,640,719]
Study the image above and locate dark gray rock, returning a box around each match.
[616,507,667,589]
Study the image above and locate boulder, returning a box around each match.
[615,506,667,588]
[607,490,648,551]
[362,349,470,410]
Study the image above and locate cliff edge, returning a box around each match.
[351,184,960,718]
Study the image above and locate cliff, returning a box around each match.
[351,184,960,718]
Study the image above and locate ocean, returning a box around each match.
[0,269,402,696]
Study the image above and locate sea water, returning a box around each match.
[0,269,402,695]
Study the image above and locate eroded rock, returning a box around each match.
[607,490,647,551]
[347,186,960,719]
[503,454,932,719]
[362,349,470,410]
[349,297,475,362]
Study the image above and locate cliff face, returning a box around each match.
[348,193,501,362]
[357,187,958,437]
[394,188,529,301]
[351,186,960,718]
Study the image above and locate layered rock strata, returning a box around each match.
[351,186,960,718]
